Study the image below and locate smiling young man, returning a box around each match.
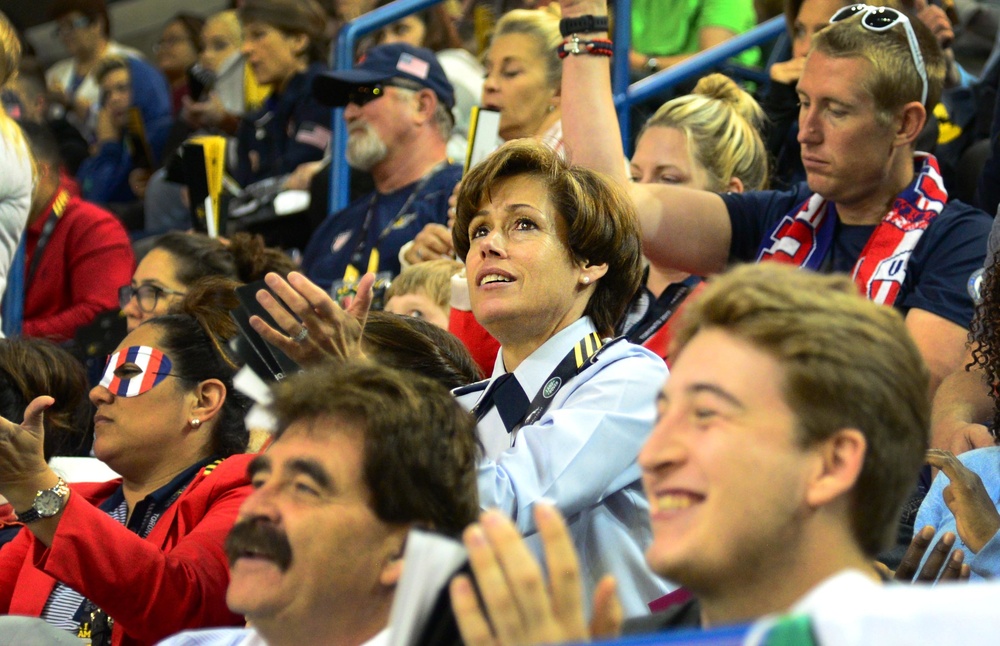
[558,0,992,399]
[448,263,932,642]
[160,362,480,646]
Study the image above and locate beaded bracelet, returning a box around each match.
[557,35,614,59]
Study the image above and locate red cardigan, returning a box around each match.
[0,453,254,646]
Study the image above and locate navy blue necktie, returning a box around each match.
[479,372,530,434]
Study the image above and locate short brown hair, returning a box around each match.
[93,55,128,86]
[270,362,481,537]
[239,0,330,64]
[453,139,643,337]
[50,0,110,37]
[672,263,929,556]
[812,11,945,121]
[0,338,92,460]
[362,311,483,389]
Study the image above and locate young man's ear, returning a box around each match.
[894,101,926,148]
[379,557,405,587]
[805,428,866,509]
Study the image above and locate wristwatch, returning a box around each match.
[559,14,609,37]
[15,478,70,524]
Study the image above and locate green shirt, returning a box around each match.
[631,0,760,66]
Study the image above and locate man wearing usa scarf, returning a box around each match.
[559,0,991,397]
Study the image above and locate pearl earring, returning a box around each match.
[582,276,590,285]
[190,418,201,429]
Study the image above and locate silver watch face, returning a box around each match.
[35,489,65,517]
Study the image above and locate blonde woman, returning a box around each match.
[0,13,34,334]
[621,73,768,364]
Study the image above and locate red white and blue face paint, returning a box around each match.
[99,346,174,397]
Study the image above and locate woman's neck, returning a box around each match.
[276,60,309,93]
[76,40,109,73]
[119,448,211,519]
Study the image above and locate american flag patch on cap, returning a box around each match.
[396,53,430,79]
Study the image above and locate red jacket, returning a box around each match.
[0,453,254,646]
[23,182,135,342]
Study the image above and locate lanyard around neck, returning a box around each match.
[26,189,70,288]
[343,161,448,280]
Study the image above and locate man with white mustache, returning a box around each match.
[301,44,462,291]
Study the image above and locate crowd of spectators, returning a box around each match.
[0,0,999,643]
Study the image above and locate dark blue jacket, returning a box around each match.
[77,56,172,205]
[234,63,332,187]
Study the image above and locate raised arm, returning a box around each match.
[559,0,733,275]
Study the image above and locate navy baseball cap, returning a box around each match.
[313,43,455,110]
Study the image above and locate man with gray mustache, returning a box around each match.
[159,362,481,646]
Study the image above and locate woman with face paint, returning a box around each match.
[0,281,254,645]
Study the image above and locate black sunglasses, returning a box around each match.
[346,81,419,107]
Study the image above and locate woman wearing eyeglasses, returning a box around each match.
[121,231,296,332]
[0,282,253,645]
[44,0,144,140]
[153,13,204,116]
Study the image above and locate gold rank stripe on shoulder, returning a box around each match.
[573,332,604,369]
[53,189,70,217]
[202,459,224,476]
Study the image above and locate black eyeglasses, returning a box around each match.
[118,284,186,313]
[53,15,92,38]
[829,4,928,105]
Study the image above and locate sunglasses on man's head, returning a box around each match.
[829,4,928,105]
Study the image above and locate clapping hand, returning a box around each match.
[249,271,374,367]
[449,503,622,646]
[926,449,1000,553]
[0,396,54,492]
[891,525,970,582]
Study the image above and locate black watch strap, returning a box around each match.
[15,506,42,524]
[559,15,609,37]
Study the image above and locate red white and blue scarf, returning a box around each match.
[755,154,947,305]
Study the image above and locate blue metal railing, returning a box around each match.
[327,2,786,211]
[329,0,446,213]
[614,15,786,147]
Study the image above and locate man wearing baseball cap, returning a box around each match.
[301,43,461,292]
